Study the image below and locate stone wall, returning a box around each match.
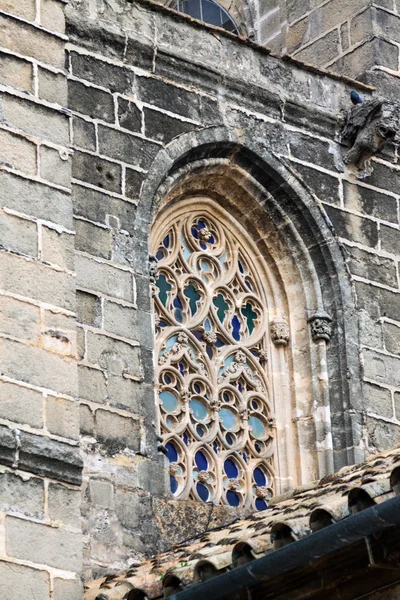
[0,0,400,594]
[0,0,83,596]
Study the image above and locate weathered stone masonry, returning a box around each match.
[0,0,400,595]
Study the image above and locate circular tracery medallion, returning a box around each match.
[151,199,276,510]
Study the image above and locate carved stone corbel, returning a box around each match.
[270,317,290,347]
[340,98,400,179]
[308,310,332,342]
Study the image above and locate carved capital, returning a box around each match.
[270,317,289,347]
[308,310,332,342]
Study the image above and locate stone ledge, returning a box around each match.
[0,425,83,485]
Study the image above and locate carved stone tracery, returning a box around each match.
[151,199,276,510]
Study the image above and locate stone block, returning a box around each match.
[0,251,74,310]
[48,482,81,527]
[103,301,149,342]
[355,281,400,322]
[345,246,397,287]
[75,254,134,302]
[97,124,159,169]
[80,403,95,435]
[1,94,69,145]
[46,396,79,440]
[0,127,37,175]
[53,578,84,600]
[118,97,142,133]
[0,381,43,428]
[136,75,203,121]
[6,516,82,571]
[107,374,144,412]
[95,409,140,450]
[38,66,68,106]
[0,561,50,599]
[350,7,373,46]
[139,346,154,385]
[72,151,122,194]
[75,218,112,260]
[42,311,77,357]
[86,331,140,377]
[289,131,340,172]
[295,29,340,66]
[70,51,134,94]
[395,392,400,420]
[0,471,44,518]
[363,348,400,388]
[89,479,114,508]
[40,0,65,33]
[366,415,400,451]
[115,488,143,528]
[286,0,311,24]
[384,322,400,355]
[380,225,400,256]
[0,208,38,257]
[77,290,102,327]
[324,206,378,248]
[291,163,340,205]
[373,6,400,44]
[287,15,308,52]
[72,116,96,151]
[0,13,65,68]
[125,167,145,200]
[1,171,73,229]
[363,381,394,418]
[0,50,33,94]
[0,337,78,396]
[138,457,168,496]
[78,365,107,406]
[68,80,114,123]
[0,0,35,21]
[73,183,136,233]
[330,38,399,79]
[143,107,196,144]
[0,295,40,342]
[39,145,71,188]
[343,181,397,224]
[317,0,373,33]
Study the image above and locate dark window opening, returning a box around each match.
[169,0,239,34]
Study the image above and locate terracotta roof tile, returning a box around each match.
[84,444,400,600]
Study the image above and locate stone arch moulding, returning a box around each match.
[136,125,363,497]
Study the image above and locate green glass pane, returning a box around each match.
[184,284,201,316]
[241,302,257,334]
[156,274,172,307]
[190,399,208,421]
[220,408,237,431]
[160,390,178,413]
[213,294,229,323]
[249,415,265,439]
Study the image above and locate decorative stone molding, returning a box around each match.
[270,317,289,347]
[341,99,400,178]
[308,310,333,342]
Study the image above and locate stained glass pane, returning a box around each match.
[152,204,275,507]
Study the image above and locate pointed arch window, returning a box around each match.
[168,0,239,34]
[151,197,280,510]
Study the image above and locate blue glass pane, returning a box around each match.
[197,482,209,501]
[224,458,238,478]
[214,294,229,323]
[253,467,266,486]
[223,392,229,402]
[227,490,240,507]
[163,235,170,248]
[156,249,164,261]
[238,260,244,273]
[191,227,199,239]
[194,383,201,393]
[209,235,215,244]
[165,336,177,350]
[190,399,208,421]
[255,442,261,453]
[180,234,191,260]
[216,338,225,348]
[195,451,208,470]
[170,475,178,494]
[226,434,233,445]
[206,346,213,359]
[242,451,248,463]
[156,274,172,307]
[160,391,178,413]
[184,284,201,316]
[200,259,210,272]
[204,318,212,332]
[241,303,257,335]
[200,242,207,250]
[237,381,243,393]
[255,498,267,511]
[198,220,206,229]
[220,408,237,431]
[166,416,174,428]
[165,442,178,462]
[178,362,185,376]
[173,296,183,323]
[159,321,167,328]
[245,279,253,291]
[164,374,172,384]
[251,400,259,410]
[213,441,219,454]
[232,315,241,341]
[249,416,265,440]
[197,424,205,437]
[183,433,189,446]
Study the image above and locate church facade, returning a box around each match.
[0,0,400,597]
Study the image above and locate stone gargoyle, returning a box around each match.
[340,98,400,178]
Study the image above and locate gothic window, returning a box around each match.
[151,197,277,510]
[168,0,239,34]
